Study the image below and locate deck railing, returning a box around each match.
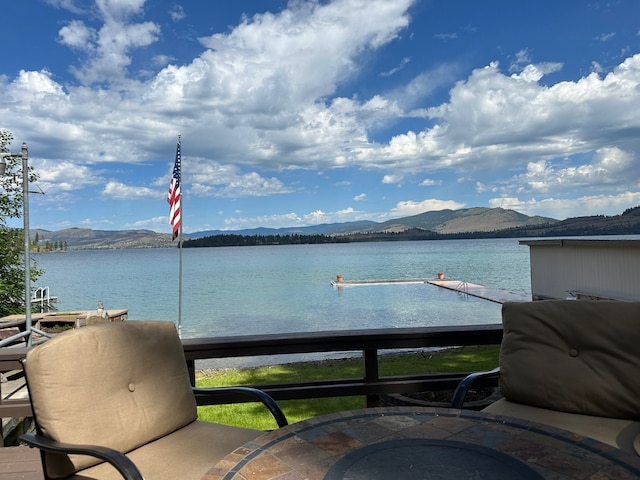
[1,324,503,417]
[182,324,503,407]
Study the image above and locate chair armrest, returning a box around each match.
[19,433,144,480]
[451,367,500,409]
[192,386,288,427]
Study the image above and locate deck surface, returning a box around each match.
[0,446,42,480]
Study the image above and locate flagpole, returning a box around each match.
[177,134,183,338]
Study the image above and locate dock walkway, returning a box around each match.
[427,280,530,303]
[332,278,530,304]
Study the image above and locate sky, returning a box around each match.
[2,0,640,235]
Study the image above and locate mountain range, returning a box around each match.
[31,205,640,250]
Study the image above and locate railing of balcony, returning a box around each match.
[181,324,503,407]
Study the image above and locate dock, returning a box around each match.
[331,277,531,304]
[427,280,530,303]
[0,309,128,338]
[331,278,429,286]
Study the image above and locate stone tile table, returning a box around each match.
[203,406,640,480]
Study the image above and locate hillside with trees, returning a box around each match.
[18,205,640,251]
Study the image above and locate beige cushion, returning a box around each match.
[499,300,640,419]
[25,321,198,478]
[69,420,261,480]
[484,399,640,456]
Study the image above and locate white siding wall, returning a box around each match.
[522,240,640,301]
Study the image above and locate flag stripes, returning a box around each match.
[168,141,181,241]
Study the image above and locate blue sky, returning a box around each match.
[2,0,640,234]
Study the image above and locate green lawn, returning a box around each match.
[196,345,499,429]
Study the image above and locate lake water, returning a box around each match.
[33,238,530,339]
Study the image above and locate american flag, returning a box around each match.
[168,141,181,241]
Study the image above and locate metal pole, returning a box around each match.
[178,212,183,337]
[22,142,32,347]
[22,143,32,346]
[177,134,183,338]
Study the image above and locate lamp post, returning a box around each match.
[0,142,33,346]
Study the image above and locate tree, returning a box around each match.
[0,129,42,317]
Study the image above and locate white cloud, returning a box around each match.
[187,161,295,198]
[58,0,160,85]
[434,33,457,41]
[597,32,615,42]
[506,147,635,196]
[220,206,366,230]
[169,5,186,22]
[514,49,531,65]
[127,215,167,229]
[103,180,158,199]
[45,0,87,15]
[36,159,101,192]
[380,57,411,77]
[382,174,403,184]
[356,54,640,180]
[420,178,442,186]
[354,193,366,201]
[391,199,465,217]
[221,212,300,230]
[489,191,640,219]
[58,20,96,50]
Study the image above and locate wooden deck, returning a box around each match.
[0,446,42,479]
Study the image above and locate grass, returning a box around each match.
[196,345,499,429]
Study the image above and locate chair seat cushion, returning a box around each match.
[484,399,640,456]
[69,420,262,480]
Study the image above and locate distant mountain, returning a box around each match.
[29,206,640,250]
[188,220,377,238]
[495,205,640,237]
[187,208,556,238]
[32,228,174,249]
[352,207,557,234]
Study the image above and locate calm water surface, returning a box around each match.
[34,239,530,340]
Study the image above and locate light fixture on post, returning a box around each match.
[0,142,34,346]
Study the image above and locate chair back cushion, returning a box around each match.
[24,321,197,477]
[500,300,640,419]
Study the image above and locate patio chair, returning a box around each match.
[19,320,288,480]
[452,300,640,456]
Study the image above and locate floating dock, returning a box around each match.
[427,280,531,304]
[331,277,530,304]
[330,278,429,287]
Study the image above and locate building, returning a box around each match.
[519,238,640,301]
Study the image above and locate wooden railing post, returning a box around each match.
[186,358,196,386]
[363,349,379,407]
